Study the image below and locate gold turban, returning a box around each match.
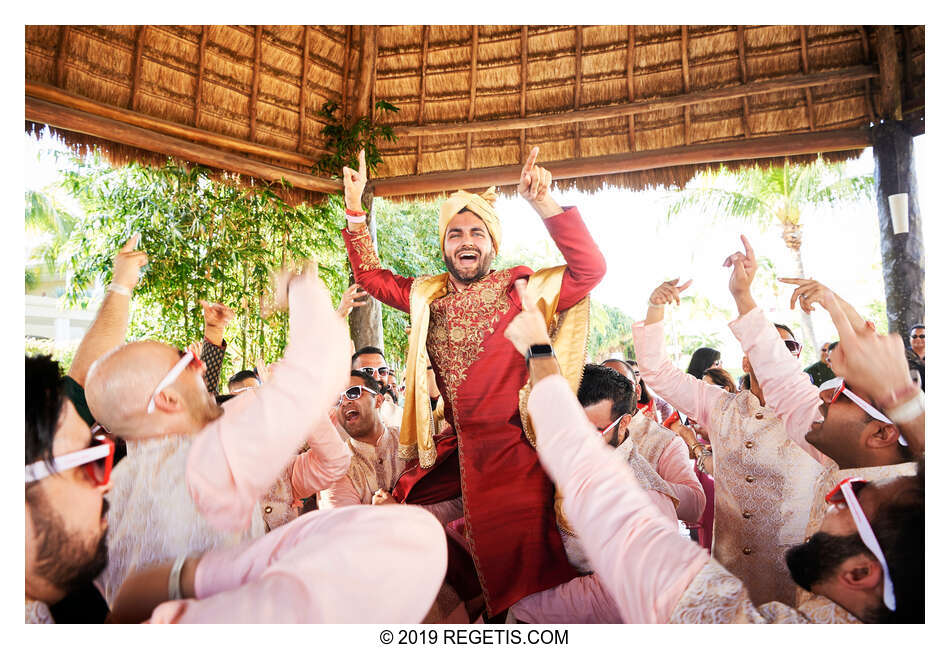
[438,187,501,254]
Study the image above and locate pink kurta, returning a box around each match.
[146,505,447,623]
[187,274,352,533]
[525,374,860,624]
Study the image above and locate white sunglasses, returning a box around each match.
[829,479,896,612]
[818,378,907,446]
[25,441,111,484]
[146,350,198,414]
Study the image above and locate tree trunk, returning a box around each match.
[348,189,384,352]
[871,120,924,337]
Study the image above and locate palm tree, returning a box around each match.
[665,156,874,353]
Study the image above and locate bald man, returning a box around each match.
[86,269,353,605]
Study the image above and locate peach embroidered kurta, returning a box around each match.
[319,425,404,507]
[526,374,859,624]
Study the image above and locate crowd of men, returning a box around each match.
[26,148,924,624]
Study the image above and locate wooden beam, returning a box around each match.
[27,81,323,166]
[900,25,914,105]
[681,26,691,145]
[297,25,310,151]
[26,95,341,193]
[194,26,207,127]
[799,26,815,131]
[249,25,263,142]
[341,25,352,118]
[736,25,751,137]
[355,26,378,117]
[574,26,583,158]
[393,65,878,137]
[55,25,70,87]
[626,26,636,150]
[873,26,903,120]
[415,25,429,175]
[859,26,877,120]
[519,25,528,159]
[372,127,872,197]
[130,26,147,111]
[465,26,479,171]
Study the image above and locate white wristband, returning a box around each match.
[108,283,132,297]
[167,555,187,601]
[345,214,367,224]
[884,390,924,424]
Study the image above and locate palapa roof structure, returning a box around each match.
[25,25,924,204]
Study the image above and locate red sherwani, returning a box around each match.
[342,207,605,615]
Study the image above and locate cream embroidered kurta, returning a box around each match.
[319,425,404,507]
[626,412,706,523]
[145,506,448,623]
[526,374,860,624]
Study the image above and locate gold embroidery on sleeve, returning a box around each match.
[349,229,382,272]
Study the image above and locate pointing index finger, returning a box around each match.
[357,149,366,177]
[120,233,140,252]
[521,146,539,177]
[740,234,755,263]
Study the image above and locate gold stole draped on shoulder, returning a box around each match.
[399,266,590,468]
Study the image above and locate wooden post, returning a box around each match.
[347,26,383,352]
[871,120,924,338]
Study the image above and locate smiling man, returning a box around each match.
[340,147,606,617]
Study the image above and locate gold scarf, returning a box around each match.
[399,266,590,467]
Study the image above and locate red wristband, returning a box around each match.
[345,208,367,217]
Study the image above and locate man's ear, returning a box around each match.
[836,554,882,592]
[617,413,633,443]
[152,388,184,414]
[374,392,385,409]
[865,422,902,449]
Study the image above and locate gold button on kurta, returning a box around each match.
[743,547,753,555]
[745,440,754,448]
[743,511,752,519]
[745,475,755,483]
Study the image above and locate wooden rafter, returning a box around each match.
[193,26,207,127]
[465,26,479,170]
[249,25,263,142]
[626,26,636,150]
[574,25,583,158]
[341,25,351,117]
[371,127,872,197]
[519,25,528,159]
[393,65,878,137]
[130,26,147,111]
[415,25,429,175]
[859,26,877,120]
[736,25,751,137]
[355,26,378,117]
[297,26,310,152]
[27,81,323,165]
[681,26,691,145]
[27,95,340,193]
[799,26,815,131]
[873,26,903,120]
[55,25,70,87]
[901,25,914,105]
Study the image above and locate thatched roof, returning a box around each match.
[25,25,924,204]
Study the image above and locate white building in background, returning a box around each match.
[25,266,97,342]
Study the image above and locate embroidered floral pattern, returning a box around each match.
[349,228,382,272]
[669,559,860,624]
[627,412,676,469]
[426,269,513,409]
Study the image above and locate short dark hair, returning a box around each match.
[350,370,381,394]
[702,367,737,393]
[909,324,924,334]
[352,346,386,366]
[578,364,634,420]
[227,369,260,387]
[26,355,64,469]
[828,341,839,351]
[774,323,796,340]
[873,465,924,623]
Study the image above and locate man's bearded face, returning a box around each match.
[442,210,495,286]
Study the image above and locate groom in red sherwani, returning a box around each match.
[339,148,605,617]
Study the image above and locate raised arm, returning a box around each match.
[290,416,353,501]
[68,234,147,387]
[723,237,826,463]
[197,300,234,395]
[187,268,351,532]
[340,149,413,312]
[517,147,606,309]
[632,279,727,435]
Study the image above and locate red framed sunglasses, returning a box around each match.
[825,477,869,504]
[25,427,115,486]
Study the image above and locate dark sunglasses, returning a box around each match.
[910,334,925,340]
[336,385,378,406]
[784,339,802,357]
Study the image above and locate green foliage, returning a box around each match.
[55,152,349,379]
[588,300,635,360]
[314,100,399,178]
[25,337,78,373]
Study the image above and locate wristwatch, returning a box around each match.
[525,343,555,367]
